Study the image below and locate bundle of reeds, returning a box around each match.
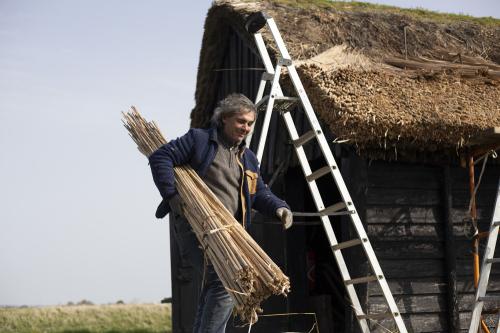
[122,106,290,324]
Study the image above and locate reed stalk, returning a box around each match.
[122,107,290,325]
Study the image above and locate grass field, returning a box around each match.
[0,304,171,333]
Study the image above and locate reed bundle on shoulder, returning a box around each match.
[122,106,290,324]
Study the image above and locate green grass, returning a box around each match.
[0,304,171,333]
[268,0,500,26]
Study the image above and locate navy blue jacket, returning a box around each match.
[148,127,289,227]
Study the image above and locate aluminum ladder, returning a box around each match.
[468,180,500,333]
[244,12,408,333]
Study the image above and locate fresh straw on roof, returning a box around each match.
[122,106,290,324]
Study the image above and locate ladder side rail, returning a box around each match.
[247,33,284,152]
[286,63,408,333]
[253,32,283,97]
[255,64,282,163]
[254,33,275,74]
[246,73,267,147]
[255,75,267,104]
[282,111,370,333]
[468,181,500,333]
[265,18,291,60]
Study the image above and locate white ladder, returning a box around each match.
[468,180,500,333]
[244,12,407,333]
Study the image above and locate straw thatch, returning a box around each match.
[191,0,500,155]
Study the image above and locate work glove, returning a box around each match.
[276,207,293,230]
[169,194,185,218]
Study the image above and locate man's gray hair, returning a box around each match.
[211,93,257,128]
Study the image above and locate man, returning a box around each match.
[149,93,293,333]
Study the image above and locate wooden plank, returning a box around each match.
[466,127,500,147]
[366,206,442,224]
[369,279,500,296]
[459,311,500,331]
[452,188,498,208]
[443,165,460,332]
[366,188,442,206]
[369,278,446,296]
[452,224,496,239]
[369,294,446,314]
[454,239,500,259]
[380,259,445,278]
[456,260,500,276]
[457,292,500,311]
[456,275,500,293]
[368,224,443,240]
[451,207,494,222]
[367,162,442,190]
[374,313,448,332]
[450,164,500,181]
[372,241,444,259]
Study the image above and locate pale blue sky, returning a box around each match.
[0,1,498,306]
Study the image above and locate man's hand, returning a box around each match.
[169,194,185,218]
[276,207,293,230]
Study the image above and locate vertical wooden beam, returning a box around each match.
[443,165,460,332]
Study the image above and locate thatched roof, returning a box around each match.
[191,0,500,154]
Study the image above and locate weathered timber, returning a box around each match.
[443,165,460,332]
[456,260,500,276]
[367,163,442,190]
[376,313,448,333]
[369,294,446,314]
[369,279,500,296]
[379,259,445,278]
[366,188,442,206]
[452,188,499,207]
[368,223,443,240]
[366,206,443,224]
[456,292,500,311]
[372,240,444,259]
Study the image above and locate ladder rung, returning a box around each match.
[479,296,500,302]
[332,238,364,251]
[357,312,396,320]
[345,275,380,285]
[275,96,299,102]
[306,166,333,182]
[256,95,299,113]
[294,130,317,148]
[487,258,500,264]
[256,96,270,109]
[293,210,354,217]
[319,202,347,216]
[262,72,274,81]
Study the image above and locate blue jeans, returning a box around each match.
[192,264,235,333]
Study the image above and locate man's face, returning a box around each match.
[222,110,255,145]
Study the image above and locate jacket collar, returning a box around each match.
[208,126,247,154]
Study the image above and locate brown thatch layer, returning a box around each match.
[191,0,500,152]
[294,64,500,150]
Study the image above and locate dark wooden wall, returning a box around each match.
[364,160,500,332]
